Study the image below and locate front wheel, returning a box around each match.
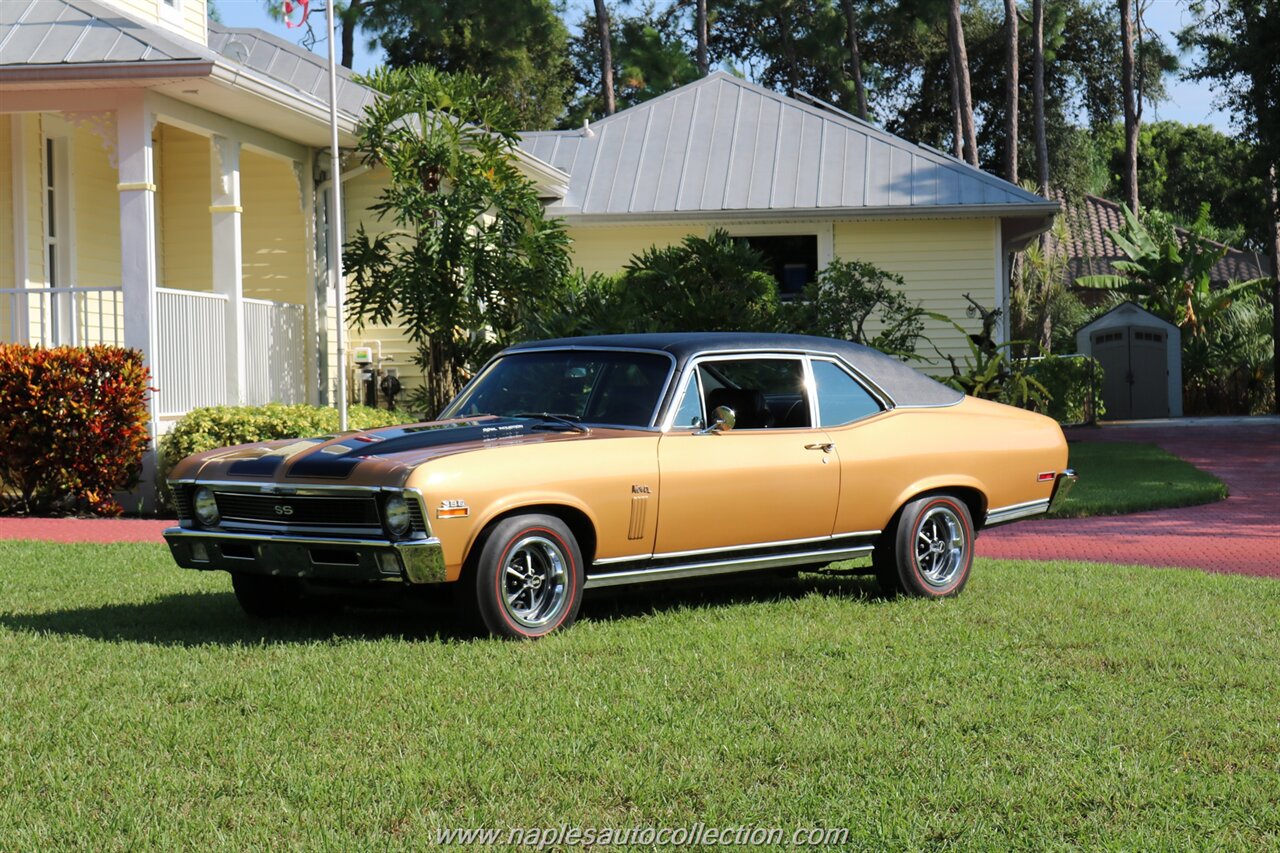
[877,494,974,598]
[467,514,585,639]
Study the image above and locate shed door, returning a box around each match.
[1090,326,1169,420]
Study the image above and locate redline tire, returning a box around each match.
[887,494,974,598]
[469,514,585,639]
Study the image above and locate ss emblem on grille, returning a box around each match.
[274,504,294,516]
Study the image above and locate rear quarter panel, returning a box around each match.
[830,396,1068,533]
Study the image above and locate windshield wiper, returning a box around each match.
[512,412,590,433]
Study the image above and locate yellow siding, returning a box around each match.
[72,123,121,288]
[240,149,307,304]
[833,218,996,367]
[109,0,207,45]
[156,123,211,291]
[341,165,422,393]
[0,114,12,292]
[566,224,704,275]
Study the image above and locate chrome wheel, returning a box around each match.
[915,505,967,587]
[502,535,570,629]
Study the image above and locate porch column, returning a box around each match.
[210,134,245,404]
[116,94,159,442]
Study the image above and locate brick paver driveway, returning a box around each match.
[979,418,1280,578]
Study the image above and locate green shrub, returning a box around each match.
[160,403,405,483]
[0,344,151,516]
[787,259,928,358]
[1029,354,1106,424]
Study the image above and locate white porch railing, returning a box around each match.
[0,286,124,346]
[155,287,228,417]
[244,297,307,406]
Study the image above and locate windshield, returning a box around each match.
[441,349,674,428]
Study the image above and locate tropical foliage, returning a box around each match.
[343,67,572,416]
[929,311,1049,411]
[0,345,151,516]
[792,259,928,359]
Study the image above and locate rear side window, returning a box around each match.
[812,359,882,426]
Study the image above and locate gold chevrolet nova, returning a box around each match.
[165,332,1076,638]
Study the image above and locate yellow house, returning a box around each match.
[1,2,1057,447]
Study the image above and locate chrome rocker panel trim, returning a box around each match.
[585,541,875,589]
[984,469,1078,527]
[163,527,447,584]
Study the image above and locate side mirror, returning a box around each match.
[699,405,736,434]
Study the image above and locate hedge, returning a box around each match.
[159,403,406,485]
[1030,354,1106,425]
[0,344,151,516]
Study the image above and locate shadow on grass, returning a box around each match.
[0,572,884,647]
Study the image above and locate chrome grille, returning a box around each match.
[213,492,381,529]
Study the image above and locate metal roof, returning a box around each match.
[0,0,203,64]
[518,72,1056,220]
[0,0,375,120]
[505,331,963,408]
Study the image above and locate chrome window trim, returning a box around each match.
[808,356,890,427]
[439,346,679,430]
[659,348,898,432]
[659,351,816,432]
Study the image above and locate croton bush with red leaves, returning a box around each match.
[0,344,151,516]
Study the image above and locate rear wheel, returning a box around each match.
[467,514,584,639]
[231,573,306,618]
[878,494,974,598]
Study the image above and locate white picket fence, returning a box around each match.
[244,297,307,406]
[4,286,308,417]
[0,286,124,347]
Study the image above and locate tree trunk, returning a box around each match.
[948,0,978,167]
[340,0,363,69]
[1003,0,1019,184]
[1032,0,1048,196]
[1120,0,1139,212]
[948,38,963,159]
[840,0,869,120]
[595,0,616,115]
[696,0,709,77]
[1268,165,1280,415]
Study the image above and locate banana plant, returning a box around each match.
[1076,203,1265,337]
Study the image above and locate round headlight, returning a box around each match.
[193,486,220,527]
[384,494,412,536]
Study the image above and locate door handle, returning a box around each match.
[804,442,834,453]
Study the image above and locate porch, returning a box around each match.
[0,92,328,428]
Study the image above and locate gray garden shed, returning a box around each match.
[1076,302,1182,420]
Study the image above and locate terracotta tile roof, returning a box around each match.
[1052,193,1271,287]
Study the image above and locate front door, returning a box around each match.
[655,356,839,556]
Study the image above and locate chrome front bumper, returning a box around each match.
[1048,468,1079,514]
[163,527,447,584]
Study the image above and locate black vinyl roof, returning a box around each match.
[505,332,963,409]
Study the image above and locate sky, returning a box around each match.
[212,0,1235,133]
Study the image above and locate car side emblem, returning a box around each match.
[438,499,470,519]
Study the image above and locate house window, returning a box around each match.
[43,136,70,288]
[738,234,819,300]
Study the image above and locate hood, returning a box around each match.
[178,416,639,486]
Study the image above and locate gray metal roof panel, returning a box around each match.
[0,0,201,65]
[519,72,1054,217]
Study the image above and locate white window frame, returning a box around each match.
[41,119,74,290]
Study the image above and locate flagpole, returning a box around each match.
[324,0,348,431]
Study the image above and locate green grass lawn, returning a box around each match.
[1051,441,1229,518]
[2,541,1277,849]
